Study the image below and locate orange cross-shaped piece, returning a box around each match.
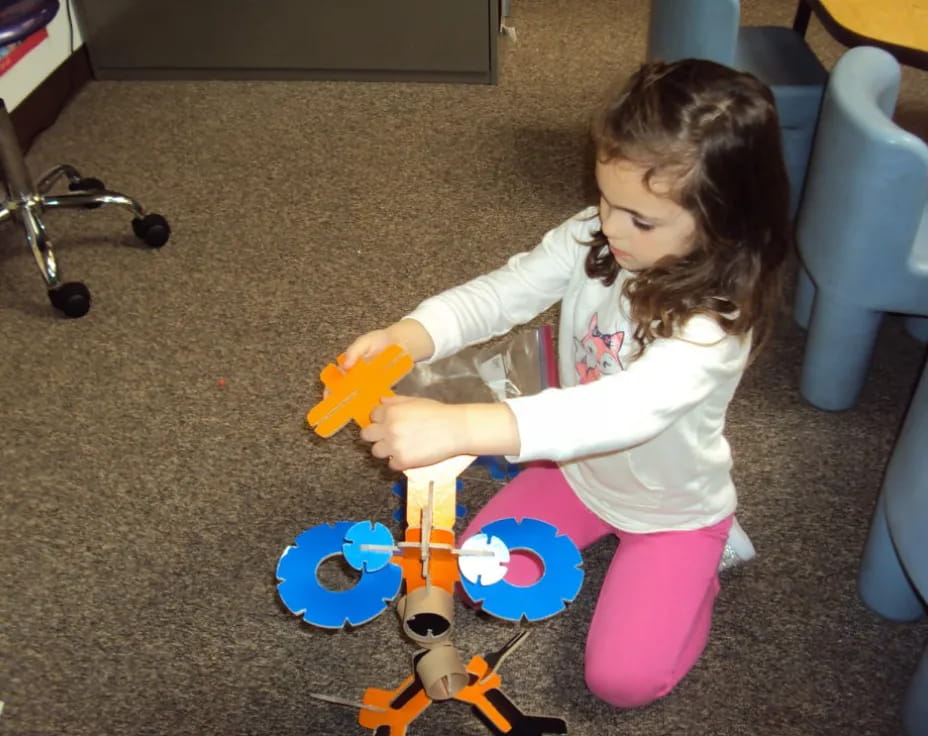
[307,345,414,438]
[357,656,514,735]
[453,656,511,733]
[358,674,431,735]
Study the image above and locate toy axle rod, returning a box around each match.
[359,543,494,557]
[309,691,387,713]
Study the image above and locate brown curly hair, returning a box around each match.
[586,59,792,360]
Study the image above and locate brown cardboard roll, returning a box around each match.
[414,644,469,701]
[396,586,454,646]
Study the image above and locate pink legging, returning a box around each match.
[461,462,732,709]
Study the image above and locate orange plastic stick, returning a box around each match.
[307,346,413,438]
[359,675,432,735]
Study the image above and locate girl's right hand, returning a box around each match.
[323,329,393,399]
[342,328,396,369]
[341,318,436,370]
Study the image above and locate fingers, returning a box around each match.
[380,394,413,406]
[361,402,405,469]
[342,329,390,369]
[360,399,394,444]
[369,440,391,461]
[368,396,410,425]
[358,396,449,471]
[361,424,402,471]
[342,339,370,370]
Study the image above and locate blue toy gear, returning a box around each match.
[474,455,522,481]
[342,520,396,572]
[458,517,584,622]
[276,521,402,629]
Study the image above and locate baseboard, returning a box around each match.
[10,45,92,152]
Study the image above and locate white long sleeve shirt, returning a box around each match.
[405,207,750,532]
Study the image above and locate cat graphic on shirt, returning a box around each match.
[575,314,624,384]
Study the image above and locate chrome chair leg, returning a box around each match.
[21,200,58,287]
[43,190,145,218]
[35,163,82,194]
[19,201,91,317]
[42,190,170,247]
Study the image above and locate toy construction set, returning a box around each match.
[276,333,582,735]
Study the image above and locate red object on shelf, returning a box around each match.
[0,27,48,76]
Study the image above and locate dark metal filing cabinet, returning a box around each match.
[74,0,499,83]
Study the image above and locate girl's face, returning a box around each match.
[595,158,697,272]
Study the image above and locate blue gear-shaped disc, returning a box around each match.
[342,521,395,572]
[276,521,402,629]
[459,517,583,622]
[475,455,522,481]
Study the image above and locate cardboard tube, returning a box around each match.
[414,645,469,701]
[396,587,454,646]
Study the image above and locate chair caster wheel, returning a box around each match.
[68,177,105,208]
[132,213,170,248]
[49,282,91,318]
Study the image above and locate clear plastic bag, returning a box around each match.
[395,325,558,404]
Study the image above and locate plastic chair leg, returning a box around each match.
[800,290,883,410]
[646,0,739,66]
[793,263,815,330]
[903,645,928,736]
[780,127,816,217]
[904,315,928,344]
[859,493,925,622]
[883,363,928,595]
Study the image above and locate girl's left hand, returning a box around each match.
[361,395,465,470]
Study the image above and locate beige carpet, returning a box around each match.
[2,1,927,734]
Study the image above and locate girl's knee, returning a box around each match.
[584,656,678,709]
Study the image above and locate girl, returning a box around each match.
[338,59,791,708]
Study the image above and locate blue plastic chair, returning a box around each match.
[646,0,828,215]
[0,0,171,317]
[859,356,928,735]
[792,46,928,411]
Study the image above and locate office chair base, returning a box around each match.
[6,181,172,318]
[0,7,171,319]
[23,188,171,318]
[0,111,172,318]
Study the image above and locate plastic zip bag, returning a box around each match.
[395,325,558,404]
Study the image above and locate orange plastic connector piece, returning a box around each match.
[394,527,459,594]
[358,674,431,736]
[307,345,414,438]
